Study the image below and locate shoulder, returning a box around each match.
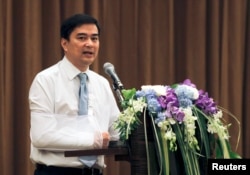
[88,70,110,85]
[30,61,63,90]
[34,61,62,81]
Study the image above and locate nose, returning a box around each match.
[84,38,93,47]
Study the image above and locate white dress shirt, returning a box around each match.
[29,56,120,168]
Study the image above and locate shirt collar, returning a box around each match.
[61,56,90,80]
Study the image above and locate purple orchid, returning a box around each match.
[182,79,197,88]
[158,89,179,109]
[195,90,218,115]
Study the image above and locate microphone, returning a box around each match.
[103,62,124,102]
[103,62,124,90]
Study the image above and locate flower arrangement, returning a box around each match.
[114,79,241,175]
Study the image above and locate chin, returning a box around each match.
[82,59,94,65]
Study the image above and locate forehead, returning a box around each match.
[71,24,99,35]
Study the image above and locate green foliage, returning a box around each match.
[121,88,137,109]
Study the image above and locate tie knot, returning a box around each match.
[78,73,87,84]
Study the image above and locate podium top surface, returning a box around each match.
[64,147,128,157]
[64,141,128,157]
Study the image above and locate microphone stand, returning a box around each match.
[113,82,124,103]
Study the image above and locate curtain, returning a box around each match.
[1,0,249,175]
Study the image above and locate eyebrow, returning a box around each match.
[76,33,99,37]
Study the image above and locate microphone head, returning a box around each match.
[103,62,124,90]
[103,62,115,75]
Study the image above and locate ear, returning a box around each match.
[61,38,68,52]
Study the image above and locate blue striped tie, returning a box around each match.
[78,73,88,115]
[78,73,97,167]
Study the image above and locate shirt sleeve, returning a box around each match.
[30,112,96,151]
[29,75,96,151]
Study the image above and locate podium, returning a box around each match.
[64,116,157,175]
[64,141,129,161]
[64,141,153,175]
[64,124,156,175]
[64,142,132,174]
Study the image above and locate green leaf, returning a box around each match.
[224,140,242,159]
[170,84,178,89]
[173,124,199,175]
[157,128,170,175]
[229,151,242,159]
[194,108,212,158]
[215,136,230,158]
[121,88,136,100]
[215,138,223,158]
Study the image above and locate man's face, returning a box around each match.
[61,24,100,71]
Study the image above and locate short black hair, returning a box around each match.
[60,14,100,40]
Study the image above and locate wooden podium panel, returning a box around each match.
[64,141,130,162]
[64,147,128,157]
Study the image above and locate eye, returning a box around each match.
[91,36,99,41]
[78,36,87,41]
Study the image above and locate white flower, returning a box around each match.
[158,120,169,130]
[191,87,199,99]
[141,85,167,96]
[157,121,163,128]
[185,85,199,99]
[165,130,176,141]
[182,107,193,116]
[207,116,230,140]
[128,97,147,113]
[163,126,177,151]
[213,110,223,119]
[182,108,199,150]
[168,118,177,125]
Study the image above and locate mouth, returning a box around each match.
[82,51,94,57]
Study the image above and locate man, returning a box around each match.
[29,14,120,175]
